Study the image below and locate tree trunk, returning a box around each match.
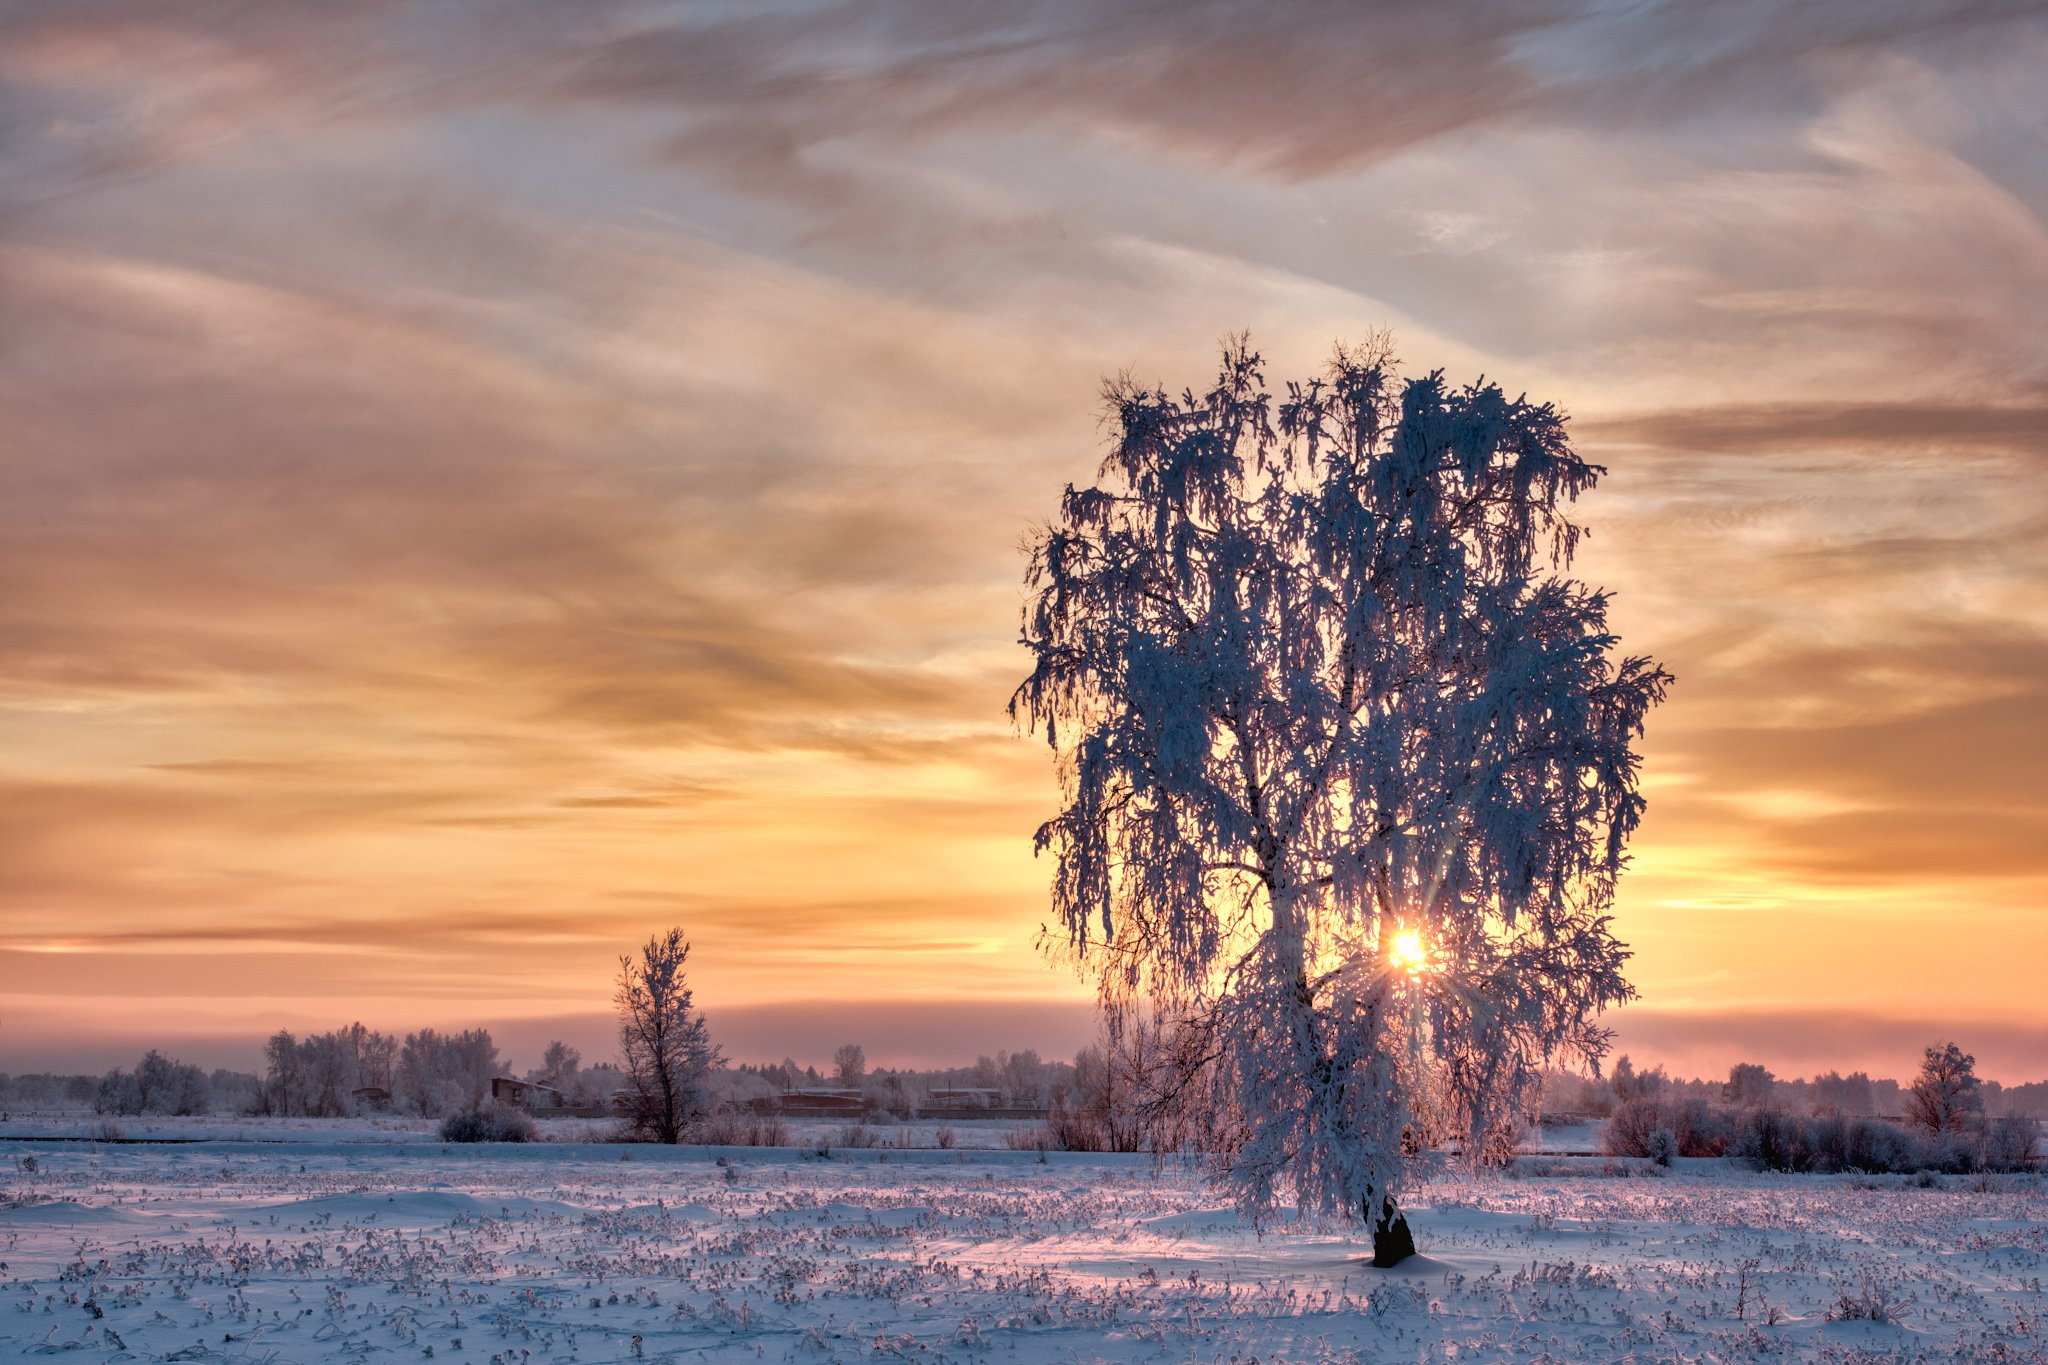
[1370,1198,1416,1267]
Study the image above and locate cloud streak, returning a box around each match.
[0,0,2043,1074]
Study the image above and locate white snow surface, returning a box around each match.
[3,1135,2043,1363]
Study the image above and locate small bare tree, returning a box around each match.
[616,929,721,1143]
[1070,1013,1189,1152]
[832,1043,866,1086]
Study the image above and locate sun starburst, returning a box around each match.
[1389,927,1431,976]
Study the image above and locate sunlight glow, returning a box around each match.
[1389,927,1431,976]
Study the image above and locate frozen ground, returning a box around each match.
[3,1137,2043,1364]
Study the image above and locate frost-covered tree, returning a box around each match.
[261,1030,306,1116]
[336,1021,397,1095]
[255,1023,402,1117]
[301,1032,354,1117]
[1906,1041,1983,1134]
[94,1067,143,1117]
[1002,1048,1048,1105]
[545,1040,581,1080]
[1013,338,1669,1264]
[533,1040,581,1090]
[134,1049,210,1115]
[1812,1069,1876,1116]
[390,1026,499,1118]
[1722,1062,1775,1108]
[832,1043,866,1086]
[395,1028,450,1116]
[444,1028,502,1113]
[1610,1054,1668,1103]
[617,928,721,1142]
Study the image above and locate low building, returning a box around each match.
[489,1077,566,1110]
[926,1086,1002,1109]
[751,1088,870,1118]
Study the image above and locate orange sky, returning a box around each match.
[2,2,2045,1082]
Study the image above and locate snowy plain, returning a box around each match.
[3,1129,2043,1364]
[0,1114,1072,1150]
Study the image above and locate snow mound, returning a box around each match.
[0,1199,139,1225]
[261,1191,570,1223]
[607,1201,717,1220]
[863,1205,936,1227]
[1138,1207,1252,1233]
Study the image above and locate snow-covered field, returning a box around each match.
[4,1135,2043,1363]
[0,1113,1081,1151]
[0,1112,1613,1154]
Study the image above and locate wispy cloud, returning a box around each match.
[1,0,2044,1072]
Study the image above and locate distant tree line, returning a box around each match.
[8,1017,2045,1169]
[728,1046,1072,1113]
[96,1050,210,1116]
[256,1023,629,1119]
[714,1017,1217,1156]
[76,1055,262,1117]
[0,930,702,1130]
[1594,1041,2041,1173]
[0,1029,620,1122]
[1541,1050,2048,1122]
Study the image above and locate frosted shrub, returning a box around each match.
[690,1109,744,1144]
[1599,1100,1667,1158]
[1931,1131,1984,1175]
[1733,1106,1812,1172]
[1845,1116,1926,1174]
[1827,1273,1912,1325]
[832,1123,880,1149]
[1672,1098,1733,1157]
[1806,1112,1850,1173]
[1602,1097,1735,1159]
[1043,1096,1113,1152]
[439,1106,536,1143]
[1983,1114,2040,1172]
[1646,1127,1678,1168]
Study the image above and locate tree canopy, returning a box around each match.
[1013,338,1669,1248]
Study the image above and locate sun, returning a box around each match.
[1389,927,1430,975]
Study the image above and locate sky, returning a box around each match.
[2,0,2045,1082]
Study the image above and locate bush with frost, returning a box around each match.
[439,1106,536,1143]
